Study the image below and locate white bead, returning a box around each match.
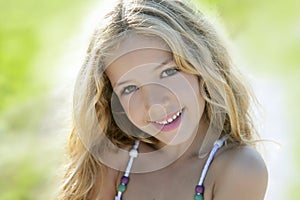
[214,140,223,147]
[129,149,138,158]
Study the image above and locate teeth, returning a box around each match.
[155,110,182,125]
[167,118,173,123]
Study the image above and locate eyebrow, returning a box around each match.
[154,57,173,70]
[114,58,173,88]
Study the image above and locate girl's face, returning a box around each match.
[105,34,205,146]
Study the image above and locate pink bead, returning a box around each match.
[195,185,204,194]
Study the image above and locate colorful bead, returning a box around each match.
[117,184,126,192]
[194,194,203,200]
[121,176,129,184]
[195,185,204,194]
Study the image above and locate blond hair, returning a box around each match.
[59,0,257,199]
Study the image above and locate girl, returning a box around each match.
[59,0,268,199]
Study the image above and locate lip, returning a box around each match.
[153,109,182,123]
[151,109,183,132]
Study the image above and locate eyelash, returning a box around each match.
[122,85,138,95]
[121,67,179,95]
[160,67,179,78]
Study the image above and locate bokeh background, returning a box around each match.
[0,0,299,199]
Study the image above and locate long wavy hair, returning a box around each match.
[59,0,258,199]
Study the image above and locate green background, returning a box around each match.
[0,0,299,199]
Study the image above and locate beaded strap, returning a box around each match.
[193,136,227,200]
[115,140,140,200]
[114,136,227,200]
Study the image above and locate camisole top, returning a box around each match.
[115,136,228,200]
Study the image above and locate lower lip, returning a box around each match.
[153,111,183,132]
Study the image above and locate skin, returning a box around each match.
[105,33,205,148]
[90,34,268,200]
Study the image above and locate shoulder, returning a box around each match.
[214,144,268,174]
[211,145,268,200]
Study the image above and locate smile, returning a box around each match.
[151,109,183,132]
[154,110,182,125]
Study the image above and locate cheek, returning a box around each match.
[168,74,201,102]
[120,93,161,137]
[172,74,205,117]
[120,93,145,126]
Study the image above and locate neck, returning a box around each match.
[156,116,209,161]
[132,117,209,173]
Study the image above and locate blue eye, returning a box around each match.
[122,85,138,95]
[160,67,179,78]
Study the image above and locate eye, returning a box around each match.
[160,67,179,78]
[122,85,139,95]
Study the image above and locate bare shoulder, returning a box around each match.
[212,145,268,200]
[214,144,268,175]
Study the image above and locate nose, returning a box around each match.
[141,83,170,109]
[140,83,173,121]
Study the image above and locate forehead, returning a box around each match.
[104,34,173,86]
[104,33,171,67]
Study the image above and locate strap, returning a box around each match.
[115,140,140,200]
[198,135,227,185]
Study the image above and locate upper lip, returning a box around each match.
[149,108,183,124]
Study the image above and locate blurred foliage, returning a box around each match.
[193,0,300,74]
[0,0,299,199]
[0,0,93,113]
[0,0,93,199]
